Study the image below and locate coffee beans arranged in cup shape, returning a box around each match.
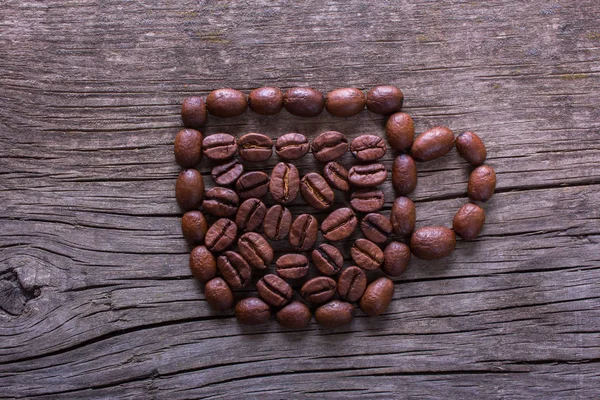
[203,133,237,161]
[276,253,310,279]
[410,226,456,260]
[325,87,366,117]
[348,163,388,188]
[189,245,216,282]
[211,159,244,186]
[382,241,410,277]
[238,232,273,270]
[174,129,203,168]
[181,211,208,244]
[350,135,387,162]
[276,301,312,329]
[263,205,292,241]
[176,169,205,211]
[289,214,318,251]
[315,300,355,328]
[235,171,270,199]
[468,165,496,202]
[237,133,273,162]
[204,277,234,311]
[456,131,487,165]
[235,198,266,232]
[360,277,394,317]
[411,126,455,162]
[181,97,207,129]
[366,85,404,114]
[390,196,416,237]
[301,277,337,304]
[202,187,239,217]
[323,161,350,192]
[385,112,414,152]
[283,87,325,117]
[312,244,344,276]
[248,87,283,115]
[351,238,384,270]
[337,266,367,302]
[269,162,300,204]
[360,213,392,244]
[235,297,271,325]
[206,88,247,118]
[350,188,385,212]
[256,274,292,307]
[275,133,310,160]
[392,154,417,195]
[321,207,358,241]
[311,131,348,163]
[217,251,252,289]
[300,172,334,210]
[204,218,237,252]
[453,203,486,240]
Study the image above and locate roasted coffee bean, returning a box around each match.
[237,132,273,162]
[350,189,385,212]
[235,198,266,232]
[311,131,348,163]
[206,88,247,118]
[411,126,455,161]
[181,211,208,244]
[269,162,300,204]
[392,154,417,195]
[263,205,292,241]
[189,245,216,282]
[204,277,234,311]
[351,238,384,270]
[337,266,367,302]
[235,171,270,199]
[174,129,203,168]
[283,87,325,117]
[325,87,365,117]
[300,172,334,210]
[211,160,244,186]
[202,187,239,217]
[176,169,205,211]
[256,274,292,307]
[217,251,252,289]
[468,165,496,202]
[203,133,237,161]
[312,244,343,276]
[238,232,273,270]
[235,297,271,325]
[321,207,358,241]
[453,203,486,240]
[350,135,387,161]
[301,277,337,304]
[323,161,350,192]
[360,277,394,317]
[456,131,487,165]
[360,213,392,244]
[382,241,410,277]
[390,196,416,236]
[248,87,283,115]
[275,133,309,160]
[315,300,355,328]
[276,253,310,279]
[366,86,404,114]
[276,301,312,329]
[410,226,456,260]
[348,163,388,188]
[289,214,318,251]
[181,96,207,128]
[385,112,414,152]
[204,218,237,252]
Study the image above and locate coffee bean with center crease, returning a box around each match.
[276,301,312,329]
[351,238,384,270]
[238,232,273,270]
[360,213,392,243]
[206,88,247,118]
[248,87,283,115]
[211,160,244,186]
[263,205,292,241]
[283,87,325,117]
[276,253,310,279]
[337,266,367,302]
[392,154,417,195]
[237,133,273,162]
[289,214,318,251]
[350,135,387,162]
[202,187,239,217]
[269,162,300,204]
[217,250,251,290]
[176,169,205,211]
[257,274,292,307]
[453,203,486,240]
[275,133,310,160]
[189,245,216,282]
[315,300,355,328]
[235,198,266,232]
[235,297,271,325]
[348,163,388,188]
[204,218,237,252]
[325,87,365,117]
[301,277,337,304]
[468,165,496,202]
[456,131,487,165]
[350,189,385,212]
[391,196,416,236]
[360,277,394,317]
[312,244,343,276]
[181,211,208,244]
[323,161,350,192]
[410,226,456,260]
[382,241,410,277]
[411,126,455,161]
[366,85,404,114]
[204,277,234,311]
[174,129,203,168]
[181,96,207,129]
[386,112,414,152]
[321,207,358,241]
[311,131,348,163]
[203,133,237,161]
[235,171,270,199]
[300,172,334,210]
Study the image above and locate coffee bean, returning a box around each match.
[269,162,300,204]
[366,86,404,114]
[206,88,247,118]
[390,196,416,236]
[248,87,283,115]
[337,266,367,302]
[238,232,273,270]
[300,172,334,210]
[392,154,417,195]
[315,300,355,328]
[453,203,486,240]
[174,129,203,168]
[189,245,216,282]
[176,169,205,211]
[382,241,410,277]
[468,165,496,202]
[256,274,292,307]
[410,226,456,260]
[276,253,310,279]
[385,112,414,152]
[325,87,365,117]
[360,277,394,317]
[411,126,455,161]
[203,133,237,161]
[348,163,388,188]
[181,211,208,244]
[456,131,487,165]
[289,214,318,251]
[301,277,337,304]
[181,97,207,128]
[311,131,348,163]
[263,205,292,241]
[202,187,239,217]
[235,171,270,199]
[211,160,244,186]
[350,189,385,213]
[235,297,271,325]
[350,135,387,162]
[204,218,237,252]
[360,213,392,244]
[312,244,343,276]
[276,301,312,329]
[235,198,266,232]
[321,207,357,241]
[217,251,252,289]
[283,87,325,117]
[323,161,350,192]
[237,132,273,162]
[351,238,384,270]
[204,277,234,311]
[275,133,310,160]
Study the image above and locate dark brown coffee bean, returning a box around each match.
[325,87,365,117]
[323,161,350,192]
[456,131,487,165]
[301,277,337,304]
[235,297,270,325]
[348,163,388,188]
[237,132,273,162]
[300,172,334,210]
[312,244,343,276]
[181,96,207,128]
[411,126,455,161]
[263,205,292,241]
[360,213,392,244]
[382,241,410,277]
[211,160,244,186]
[289,214,318,251]
[350,189,385,213]
[410,226,456,260]
[189,245,216,282]
[350,135,387,162]
[217,251,251,289]
[311,131,348,163]
[275,133,309,160]
[174,129,203,168]
[235,171,269,199]
[202,187,239,217]
[248,87,283,115]
[351,238,384,270]
[390,196,416,236]
[176,169,205,211]
[269,162,300,204]
[315,300,355,328]
[238,232,273,270]
[203,133,237,161]
[276,301,312,329]
[256,274,292,307]
[204,277,234,311]
[283,87,325,117]
[235,198,266,232]
[386,112,414,152]
[392,154,417,195]
[366,86,404,114]
[204,218,237,252]
[275,253,310,279]
[206,88,247,118]
[453,203,486,240]
[321,207,357,241]
[337,266,367,302]
[360,277,394,317]
[468,165,496,202]
[181,211,208,244]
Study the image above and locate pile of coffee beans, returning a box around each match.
[176,85,496,329]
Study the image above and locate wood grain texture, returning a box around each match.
[1,0,600,398]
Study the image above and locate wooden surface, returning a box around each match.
[1,1,600,398]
